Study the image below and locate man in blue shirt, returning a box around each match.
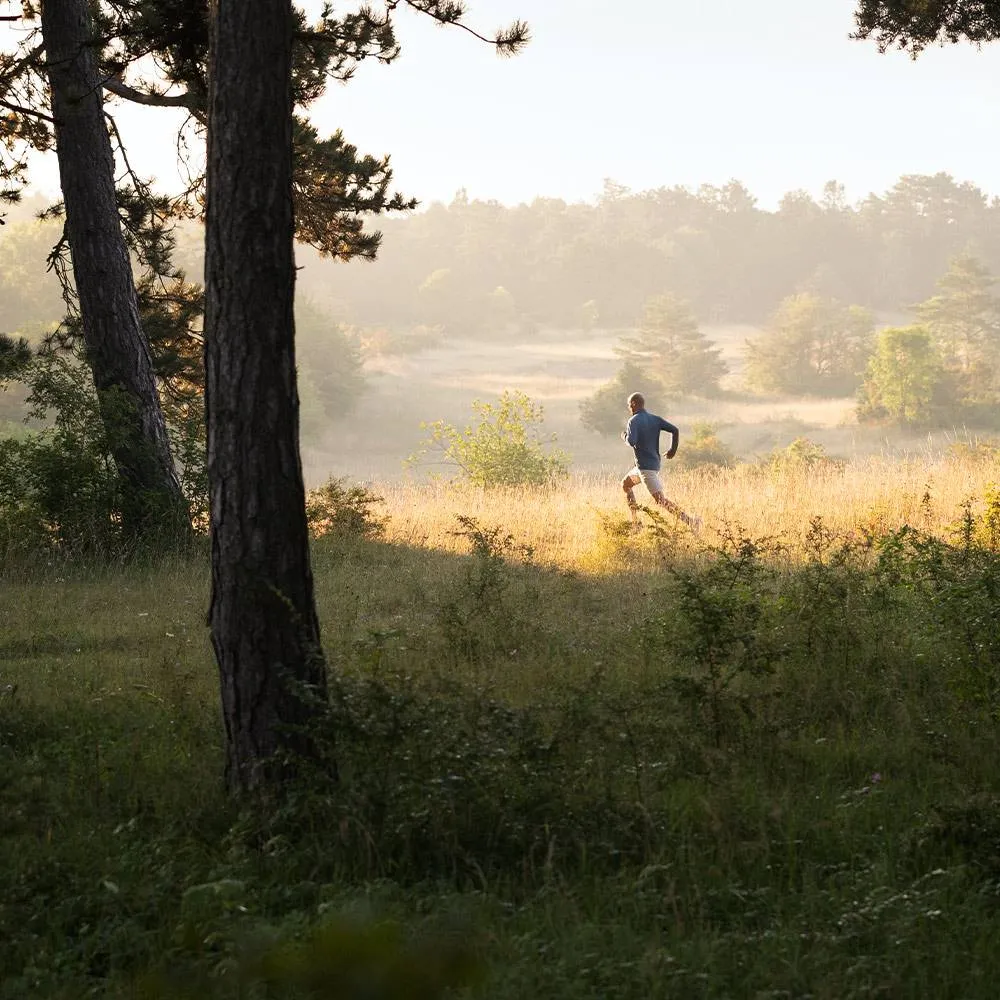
[621,392,700,531]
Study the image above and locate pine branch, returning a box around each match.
[0,96,53,121]
[103,75,197,111]
[400,0,530,55]
[0,41,44,89]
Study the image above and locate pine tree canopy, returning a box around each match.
[3,2,527,246]
[854,1,1000,55]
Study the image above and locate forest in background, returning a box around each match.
[292,172,1000,332]
[6,170,999,338]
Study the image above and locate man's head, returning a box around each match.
[627,392,645,414]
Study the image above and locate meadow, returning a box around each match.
[299,322,977,485]
[3,456,1000,998]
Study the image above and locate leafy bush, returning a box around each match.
[408,390,570,487]
[665,523,787,745]
[674,421,735,470]
[306,478,387,541]
[0,352,123,556]
[437,515,538,663]
[765,436,841,473]
[872,498,1000,718]
[0,348,207,557]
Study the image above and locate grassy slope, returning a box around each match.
[3,464,1000,998]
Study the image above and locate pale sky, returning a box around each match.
[13,0,1000,209]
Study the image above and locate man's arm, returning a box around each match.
[623,415,637,447]
[660,418,679,459]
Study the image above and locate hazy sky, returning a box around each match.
[15,0,1000,209]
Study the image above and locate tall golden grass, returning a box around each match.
[375,453,1000,571]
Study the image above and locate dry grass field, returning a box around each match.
[344,451,1000,575]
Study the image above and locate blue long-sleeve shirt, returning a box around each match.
[623,410,679,471]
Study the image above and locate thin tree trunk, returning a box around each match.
[205,0,328,793]
[40,0,189,544]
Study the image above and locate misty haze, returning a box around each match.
[7,172,1000,484]
[4,2,1000,997]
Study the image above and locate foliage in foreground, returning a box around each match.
[4,494,1000,996]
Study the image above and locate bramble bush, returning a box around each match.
[306,477,388,541]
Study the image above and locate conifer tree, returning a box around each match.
[916,252,1000,406]
[35,0,189,542]
[615,294,728,396]
[853,1,1000,55]
[5,0,528,787]
[200,0,526,790]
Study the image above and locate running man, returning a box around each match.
[621,392,701,530]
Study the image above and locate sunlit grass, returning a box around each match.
[379,452,1000,570]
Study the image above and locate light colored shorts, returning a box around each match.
[628,467,664,495]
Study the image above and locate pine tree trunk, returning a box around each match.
[205,0,328,792]
[40,0,189,544]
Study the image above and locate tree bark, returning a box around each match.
[205,0,328,792]
[40,0,189,543]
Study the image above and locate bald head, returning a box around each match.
[627,392,645,412]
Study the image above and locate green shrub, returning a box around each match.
[765,436,841,473]
[674,421,735,470]
[652,518,786,745]
[436,515,538,663]
[306,478,387,541]
[407,390,570,487]
[0,352,123,556]
[0,349,207,558]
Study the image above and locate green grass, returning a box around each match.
[2,511,1000,998]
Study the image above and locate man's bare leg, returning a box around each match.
[621,473,642,527]
[651,491,701,531]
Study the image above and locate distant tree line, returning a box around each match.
[292,173,1000,333]
[6,171,1000,441]
[7,170,1000,344]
